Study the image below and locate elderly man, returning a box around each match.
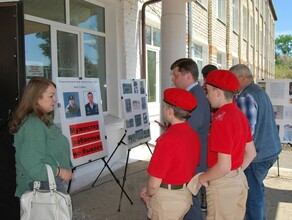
[229,64,282,220]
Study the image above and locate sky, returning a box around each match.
[272,0,292,37]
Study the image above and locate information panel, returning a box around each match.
[258,79,292,143]
[120,79,151,149]
[56,78,108,167]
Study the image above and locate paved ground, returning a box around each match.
[71,145,292,220]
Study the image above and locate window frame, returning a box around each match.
[232,0,239,33]
[217,0,226,22]
[23,0,109,112]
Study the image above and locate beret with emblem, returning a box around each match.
[205,69,239,93]
[163,88,197,112]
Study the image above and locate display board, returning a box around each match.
[258,79,292,143]
[120,79,151,149]
[56,78,108,167]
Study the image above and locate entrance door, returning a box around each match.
[0,2,25,219]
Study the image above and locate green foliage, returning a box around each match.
[275,35,292,56]
[275,35,292,79]
[35,31,50,58]
[275,55,292,79]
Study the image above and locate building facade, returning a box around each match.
[1,0,277,194]
[145,0,277,83]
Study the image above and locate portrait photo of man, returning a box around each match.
[85,92,99,116]
[65,94,81,118]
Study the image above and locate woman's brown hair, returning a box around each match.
[9,78,56,134]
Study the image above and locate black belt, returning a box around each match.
[160,183,186,190]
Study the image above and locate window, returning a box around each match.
[57,31,79,77]
[197,0,208,7]
[24,1,108,111]
[232,57,238,66]
[146,24,161,103]
[192,44,203,76]
[259,29,262,52]
[70,0,105,32]
[146,25,151,45]
[147,50,157,102]
[255,0,259,9]
[153,27,161,47]
[217,0,226,22]
[233,0,239,32]
[250,16,254,45]
[242,6,247,39]
[217,53,223,69]
[256,24,259,49]
[24,0,65,23]
[146,25,161,47]
[24,21,52,79]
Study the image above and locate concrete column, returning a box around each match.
[160,0,186,128]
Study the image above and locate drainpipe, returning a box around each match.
[141,0,161,79]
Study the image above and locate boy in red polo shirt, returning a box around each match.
[197,70,257,220]
[140,88,201,220]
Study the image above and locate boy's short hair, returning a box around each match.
[201,64,218,78]
[170,58,199,81]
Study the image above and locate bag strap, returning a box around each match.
[45,164,57,191]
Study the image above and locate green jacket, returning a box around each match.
[14,115,72,197]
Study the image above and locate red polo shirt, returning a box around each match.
[207,103,252,170]
[148,122,200,184]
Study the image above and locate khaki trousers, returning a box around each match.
[206,168,248,220]
[148,186,192,220]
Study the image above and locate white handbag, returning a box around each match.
[20,164,73,220]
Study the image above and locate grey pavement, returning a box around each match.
[71,145,292,220]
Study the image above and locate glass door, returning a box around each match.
[56,30,80,78]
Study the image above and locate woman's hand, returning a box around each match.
[58,168,73,182]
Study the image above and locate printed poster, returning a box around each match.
[121,79,151,149]
[56,78,108,167]
[259,79,292,143]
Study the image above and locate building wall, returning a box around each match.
[123,0,141,79]
[187,0,276,79]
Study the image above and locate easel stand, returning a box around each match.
[118,142,152,211]
[91,131,133,210]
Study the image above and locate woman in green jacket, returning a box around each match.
[10,78,73,197]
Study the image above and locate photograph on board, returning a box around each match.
[63,92,81,118]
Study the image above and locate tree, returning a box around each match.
[275,35,292,56]
[275,55,292,79]
[275,35,292,79]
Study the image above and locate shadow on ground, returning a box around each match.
[71,161,149,220]
[71,159,292,220]
[265,174,292,220]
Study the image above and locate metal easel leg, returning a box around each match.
[101,157,133,207]
[118,148,133,211]
[145,142,153,155]
[92,131,127,187]
[277,156,280,177]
